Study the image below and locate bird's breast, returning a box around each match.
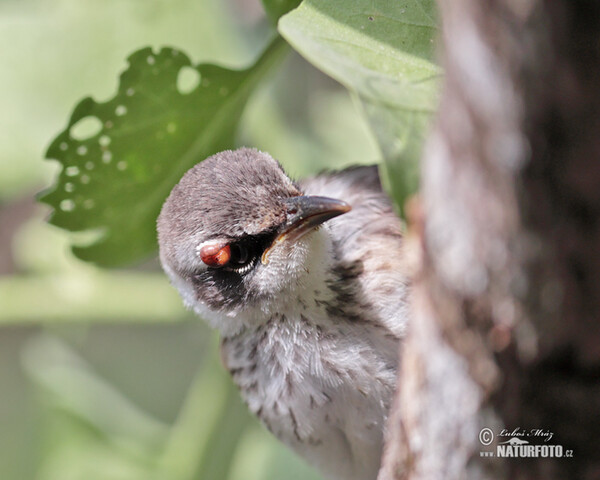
[220,308,399,480]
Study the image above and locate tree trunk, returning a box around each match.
[379,1,600,479]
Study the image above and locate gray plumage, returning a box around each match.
[157,148,408,480]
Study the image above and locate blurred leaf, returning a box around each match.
[229,425,323,480]
[23,335,169,448]
[24,335,169,480]
[278,0,442,210]
[228,427,274,480]
[41,37,288,266]
[261,0,302,23]
[197,393,253,480]
[159,341,243,480]
[240,57,381,177]
[0,272,187,324]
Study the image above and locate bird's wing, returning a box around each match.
[300,165,409,338]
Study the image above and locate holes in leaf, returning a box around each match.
[99,135,111,147]
[115,105,127,116]
[147,55,156,65]
[65,166,80,177]
[117,161,127,170]
[64,183,75,193]
[80,174,90,184]
[177,66,200,94]
[70,116,102,141]
[60,142,68,151]
[85,161,94,170]
[60,199,75,212]
[126,88,135,97]
[102,151,113,163]
[77,145,88,156]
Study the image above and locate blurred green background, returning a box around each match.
[0,0,379,478]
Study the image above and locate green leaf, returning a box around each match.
[278,0,442,210]
[261,0,302,23]
[41,37,288,266]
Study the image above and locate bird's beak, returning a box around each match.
[262,195,351,264]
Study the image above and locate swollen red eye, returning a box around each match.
[199,242,231,267]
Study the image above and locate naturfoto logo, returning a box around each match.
[478,427,574,459]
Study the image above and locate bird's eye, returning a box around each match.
[229,244,249,265]
[197,241,252,272]
[198,242,231,267]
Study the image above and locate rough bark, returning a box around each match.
[379,1,600,479]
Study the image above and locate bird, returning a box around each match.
[157,147,409,480]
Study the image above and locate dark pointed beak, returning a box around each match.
[261,195,351,264]
[283,195,351,238]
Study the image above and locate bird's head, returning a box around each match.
[157,148,350,334]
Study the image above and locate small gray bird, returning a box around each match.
[157,148,408,480]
